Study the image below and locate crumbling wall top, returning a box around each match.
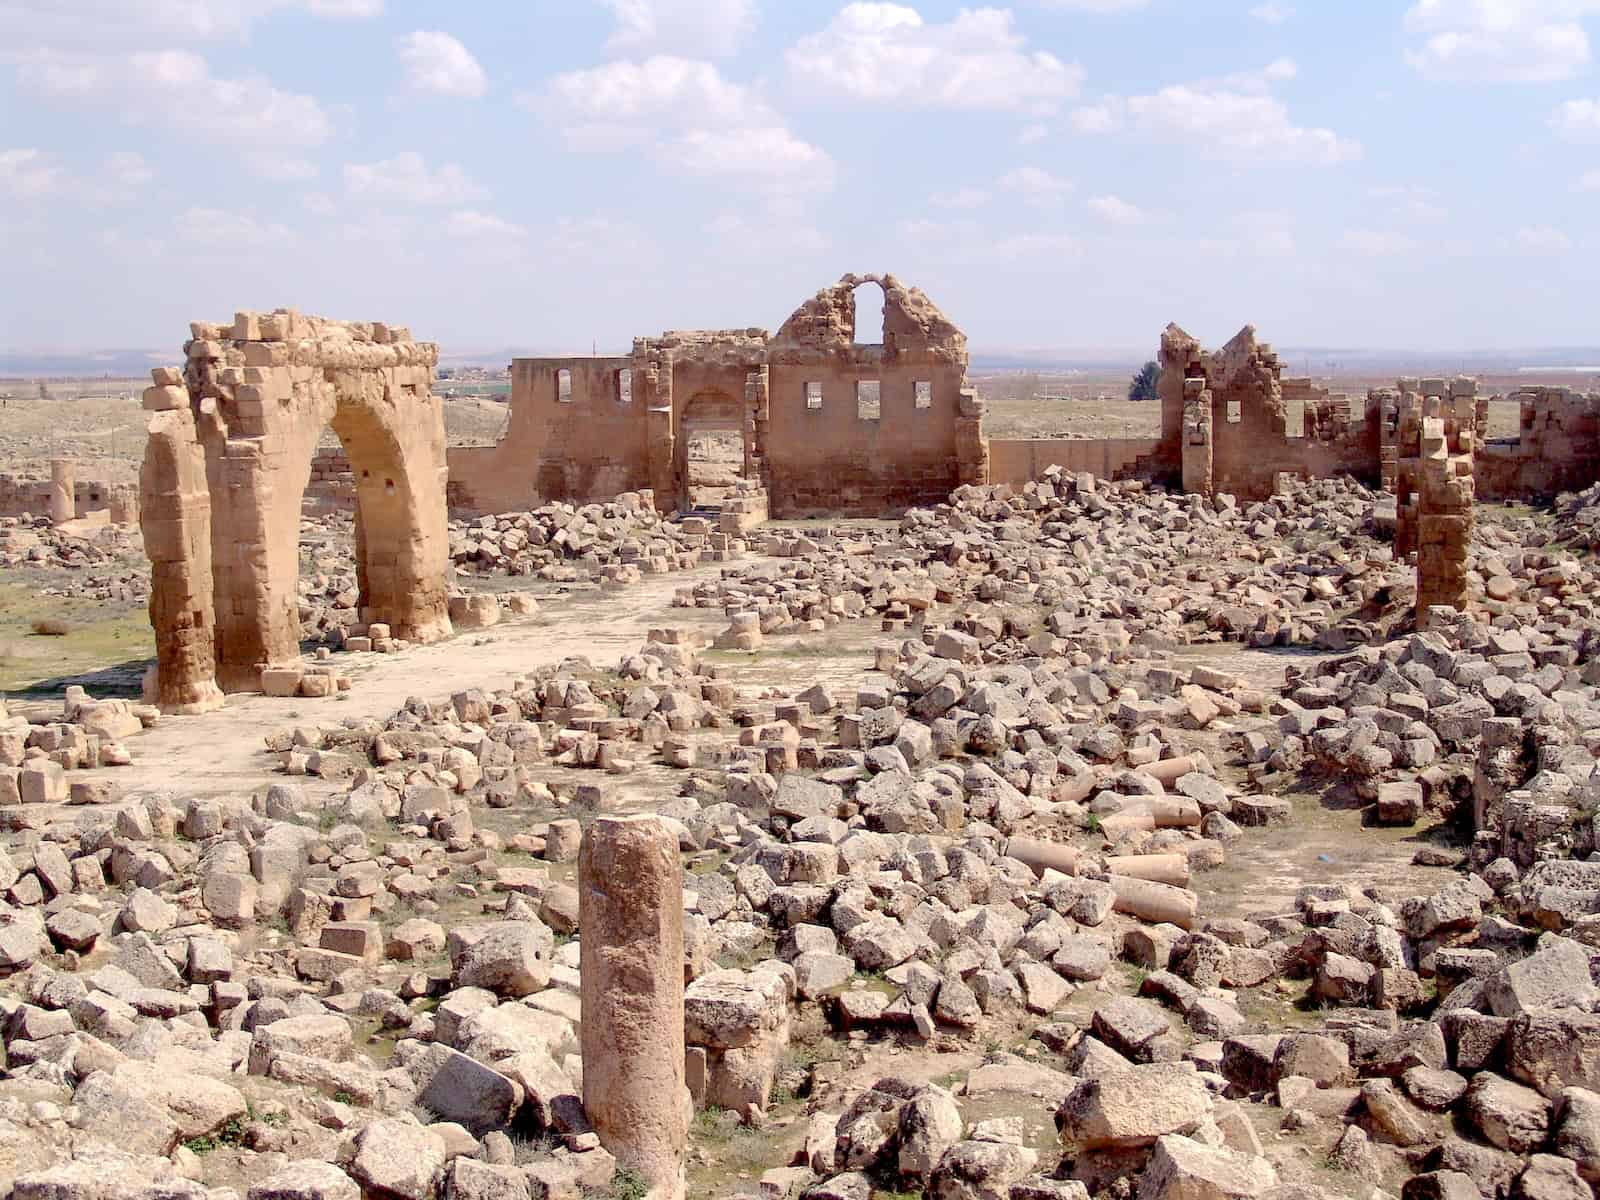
[771,272,966,359]
[185,309,439,370]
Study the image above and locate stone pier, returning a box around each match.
[49,460,74,525]
[578,815,687,1200]
[1416,414,1475,623]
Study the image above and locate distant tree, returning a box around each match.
[1128,360,1160,402]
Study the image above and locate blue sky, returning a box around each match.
[2,0,1598,356]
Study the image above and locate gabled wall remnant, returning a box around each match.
[445,274,988,519]
[1156,323,1379,500]
[766,274,985,514]
[139,311,451,709]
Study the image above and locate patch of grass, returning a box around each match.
[606,1166,649,1200]
[0,582,152,694]
[182,1115,248,1155]
[692,1105,734,1142]
[333,1090,355,1105]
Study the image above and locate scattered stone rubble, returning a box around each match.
[7,463,1600,1200]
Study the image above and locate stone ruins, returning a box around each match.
[8,275,1600,1200]
[138,312,452,710]
[448,274,987,518]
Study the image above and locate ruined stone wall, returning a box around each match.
[447,357,645,513]
[765,274,983,516]
[444,275,986,519]
[987,437,1159,487]
[1158,324,1379,501]
[140,310,451,707]
[304,446,356,512]
[1474,387,1600,500]
[0,470,138,522]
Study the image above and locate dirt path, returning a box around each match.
[78,559,747,801]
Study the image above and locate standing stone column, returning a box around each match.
[1416,415,1474,624]
[49,460,75,524]
[579,815,687,1200]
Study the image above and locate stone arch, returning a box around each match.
[851,279,885,346]
[140,311,452,708]
[675,388,746,511]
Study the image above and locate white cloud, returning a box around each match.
[0,0,380,49]
[1116,77,1360,165]
[1577,167,1600,190]
[1340,230,1419,255]
[17,49,331,146]
[538,57,767,145]
[303,192,336,216]
[602,0,757,58]
[1037,0,1147,8]
[243,153,317,181]
[534,56,832,185]
[176,205,294,246]
[990,231,1081,261]
[397,31,486,98]
[1368,183,1448,222]
[1070,98,1124,132]
[785,4,1082,113]
[447,209,527,238]
[304,0,381,15]
[1087,193,1145,224]
[345,152,483,205]
[1515,224,1572,251]
[1250,2,1294,22]
[897,217,1078,263]
[932,187,990,208]
[1552,97,1600,138]
[676,127,833,181]
[0,148,62,197]
[704,210,827,257]
[1017,122,1050,145]
[1403,0,1600,82]
[999,165,1073,207]
[106,150,152,187]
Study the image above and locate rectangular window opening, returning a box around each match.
[857,380,881,422]
[1225,399,1242,424]
[556,369,572,403]
[805,381,822,410]
[617,368,633,404]
[914,381,932,410]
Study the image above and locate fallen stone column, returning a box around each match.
[1004,842,1192,888]
[1107,854,1192,887]
[1142,756,1201,786]
[1108,875,1198,929]
[579,815,688,1200]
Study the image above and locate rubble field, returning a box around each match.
[4,465,1600,1200]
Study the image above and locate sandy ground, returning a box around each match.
[66,560,740,801]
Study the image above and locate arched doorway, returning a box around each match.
[676,389,747,513]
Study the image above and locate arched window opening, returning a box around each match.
[852,282,884,346]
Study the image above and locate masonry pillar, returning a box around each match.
[1416,415,1474,624]
[1180,378,1213,497]
[579,815,687,1200]
[49,460,75,524]
[955,388,990,486]
[139,372,224,713]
